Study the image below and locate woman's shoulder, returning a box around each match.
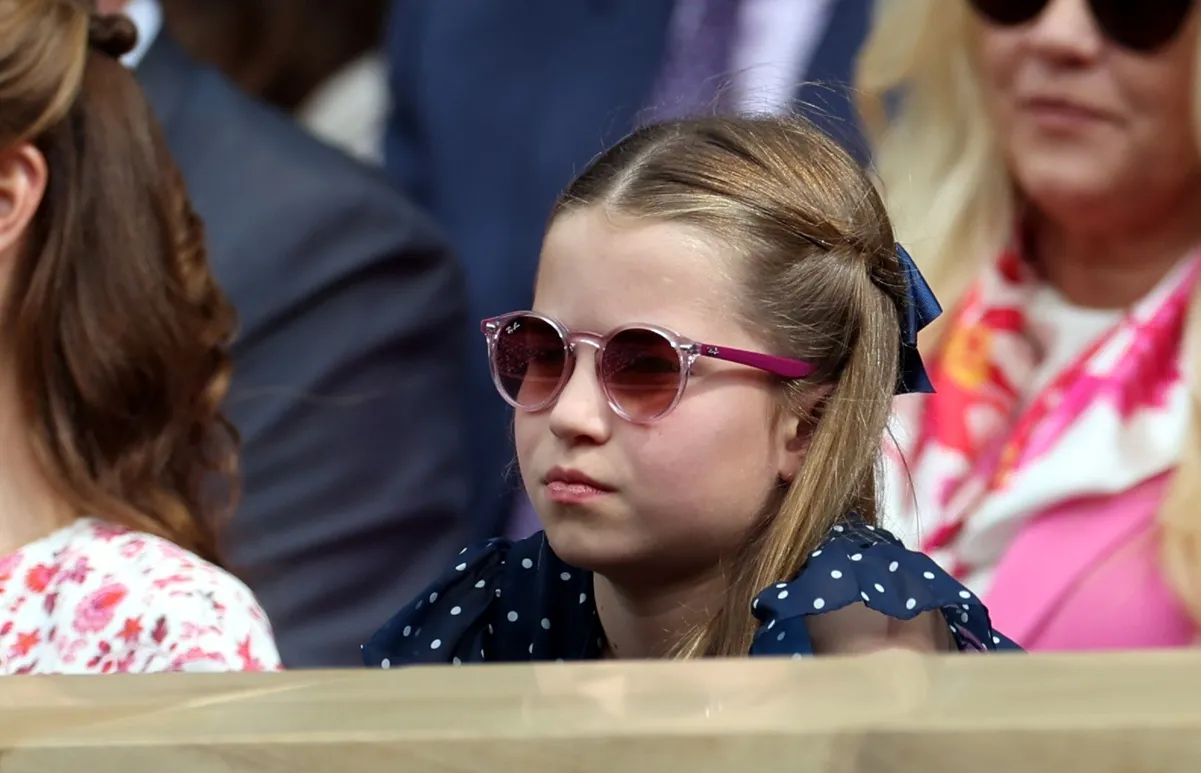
[0,517,281,674]
[363,532,567,668]
[49,518,263,607]
[750,519,1021,655]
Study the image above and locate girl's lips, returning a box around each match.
[545,480,611,504]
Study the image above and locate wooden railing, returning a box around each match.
[0,649,1198,772]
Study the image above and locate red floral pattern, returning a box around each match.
[885,244,1201,589]
[0,518,282,674]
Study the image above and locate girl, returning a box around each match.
[364,116,1019,664]
[0,3,280,672]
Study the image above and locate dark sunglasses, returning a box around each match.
[968,0,1194,52]
[481,312,813,423]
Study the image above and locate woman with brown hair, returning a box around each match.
[0,0,280,673]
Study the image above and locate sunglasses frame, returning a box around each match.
[481,311,814,423]
[968,0,1195,53]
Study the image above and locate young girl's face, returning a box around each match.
[515,208,807,581]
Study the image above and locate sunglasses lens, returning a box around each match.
[968,0,1047,25]
[969,0,1193,52]
[491,315,567,408]
[601,328,683,421]
[1093,0,1192,52]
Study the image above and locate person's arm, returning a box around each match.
[806,604,955,655]
[222,190,471,669]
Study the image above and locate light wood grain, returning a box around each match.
[0,650,1197,772]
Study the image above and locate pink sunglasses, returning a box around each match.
[481,311,814,422]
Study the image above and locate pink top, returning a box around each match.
[885,263,1199,652]
[984,473,1194,650]
[0,517,282,674]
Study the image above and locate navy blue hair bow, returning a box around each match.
[894,244,942,394]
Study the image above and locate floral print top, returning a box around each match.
[0,517,282,674]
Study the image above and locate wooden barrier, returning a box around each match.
[0,649,1199,772]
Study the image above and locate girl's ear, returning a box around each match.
[775,386,831,483]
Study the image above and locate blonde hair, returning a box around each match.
[553,115,914,657]
[856,0,1201,622]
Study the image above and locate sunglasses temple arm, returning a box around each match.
[698,344,814,379]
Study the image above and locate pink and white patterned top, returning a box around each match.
[0,517,282,674]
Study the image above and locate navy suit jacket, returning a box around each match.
[137,35,471,667]
[384,0,871,538]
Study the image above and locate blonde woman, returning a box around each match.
[860,0,1201,649]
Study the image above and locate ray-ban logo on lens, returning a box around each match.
[505,321,521,335]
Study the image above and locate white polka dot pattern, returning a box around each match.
[361,522,1020,667]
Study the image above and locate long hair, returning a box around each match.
[0,0,238,565]
[553,115,910,657]
[855,0,1201,623]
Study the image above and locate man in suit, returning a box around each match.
[383,0,872,540]
[99,0,471,667]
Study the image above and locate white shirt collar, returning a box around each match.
[119,0,162,69]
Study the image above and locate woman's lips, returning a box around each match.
[1020,97,1112,130]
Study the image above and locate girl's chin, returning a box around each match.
[540,519,633,570]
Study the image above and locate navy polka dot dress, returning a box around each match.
[362,518,1021,666]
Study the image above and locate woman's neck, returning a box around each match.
[1030,184,1201,309]
[0,378,74,556]
[592,567,725,660]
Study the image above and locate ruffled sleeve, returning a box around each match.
[749,521,1021,656]
[362,539,510,668]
